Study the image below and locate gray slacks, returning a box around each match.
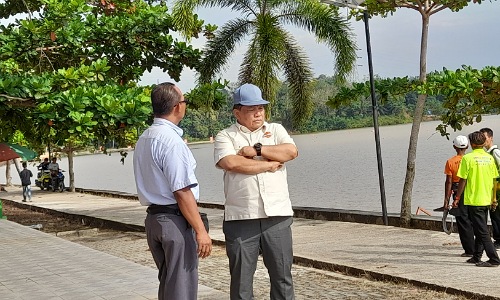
[223,216,294,300]
[145,213,198,300]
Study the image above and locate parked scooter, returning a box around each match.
[51,170,65,192]
[35,166,65,192]
[35,166,51,190]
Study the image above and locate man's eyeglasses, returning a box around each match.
[177,99,190,106]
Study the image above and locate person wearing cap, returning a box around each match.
[480,127,500,249]
[133,82,212,300]
[214,83,298,299]
[440,135,474,257]
[454,131,500,267]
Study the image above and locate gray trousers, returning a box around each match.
[145,213,198,300]
[223,216,294,300]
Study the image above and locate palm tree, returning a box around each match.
[172,0,357,128]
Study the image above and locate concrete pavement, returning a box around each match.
[1,186,500,299]
[0,220,227,300]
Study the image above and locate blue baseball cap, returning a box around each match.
[233,84,270,106]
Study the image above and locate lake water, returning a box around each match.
[3,115,499,214]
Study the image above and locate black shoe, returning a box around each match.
[433,206,445,212]
[460,253,473,257]
[22,199,26,202]
[466,257,481,264]
[476,261,500,267]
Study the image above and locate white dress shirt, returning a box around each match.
[214,122,295,221]
[134,118,199,206]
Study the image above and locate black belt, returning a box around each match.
[147,204,210,233]
[147,204,181,215]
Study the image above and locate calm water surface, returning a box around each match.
[3,115,499,214]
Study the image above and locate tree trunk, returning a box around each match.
[14,158,21,172]
[5,161,12,186]
[400,13,430,227]
[68,150,75,192]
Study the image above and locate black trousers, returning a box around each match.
[453,193,475,254]
[490,196,500,243]
[468,205,500,264]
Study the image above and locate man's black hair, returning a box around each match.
[469,131,486,146]
[480,127,493,138]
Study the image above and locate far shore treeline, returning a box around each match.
[180,74,442,142]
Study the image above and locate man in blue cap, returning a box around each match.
[214,83,298,299]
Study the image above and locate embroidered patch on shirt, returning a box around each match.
[263,131,272,138]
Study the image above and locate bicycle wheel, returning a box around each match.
[442,209,454,235]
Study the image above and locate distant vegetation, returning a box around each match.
[180,74,446,141]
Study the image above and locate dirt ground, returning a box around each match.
[2,201,471,300]
[2,201,90,232]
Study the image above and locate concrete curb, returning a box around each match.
[292,256,497,300]
[74,188,456,232]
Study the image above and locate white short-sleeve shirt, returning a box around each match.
[48,162,59,171]
[133,118,199,206]
[214,122,295,221]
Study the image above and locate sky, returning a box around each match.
[2,1,499,93]
[140,1,500,92]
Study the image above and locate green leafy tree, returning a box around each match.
[421,65,500,133]
[0,0,202,83]
[0,0,205,191]
[358,0,492,227]
[184,79,230,139]
[328,76,416,117]
[172,0,357,128]
[1,59,153,190]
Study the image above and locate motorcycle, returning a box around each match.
[35,167,51,191]
[35,166,65,192]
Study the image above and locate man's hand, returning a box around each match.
[174,187,212,258]
[238,146,257,157]
[267,161,283,172]
[196,231,212,259]
[452,198,459,208]
[492,199,498,212]
[443,197,449,210]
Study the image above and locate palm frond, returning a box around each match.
[203,0,258,15]
[198,18,254,83]
[281,31,314,128]
[237,16,286,113]
[252,15,285,105]
[172,0,201,40]
[172,0,258,40]
[278,0,357,83]
[238,40,258,84]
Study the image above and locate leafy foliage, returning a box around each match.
[0,0,202,82]
[0,59,152,151]
[422,66,500,136]
[360,0,481,18]
[0,0,205,190]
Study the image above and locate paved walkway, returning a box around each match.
[1,187,500,299]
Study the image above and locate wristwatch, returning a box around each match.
[253,143,262,156]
